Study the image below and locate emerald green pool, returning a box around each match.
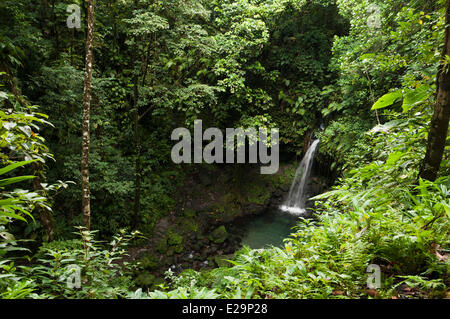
[240,208,300,249]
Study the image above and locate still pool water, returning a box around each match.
[239,208,300,249]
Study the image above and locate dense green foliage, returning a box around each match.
[1,0,348,238]
[0,0,449,299]
[139,0,450,299]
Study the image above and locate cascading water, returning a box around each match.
[280,139,320,215]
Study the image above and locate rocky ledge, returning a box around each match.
[127,163,299,290]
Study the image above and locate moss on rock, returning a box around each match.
[179,217,199,233]
[139,254,160,271]
[209,225,228,244]
[167,230,183,246]
[134,271,155,288]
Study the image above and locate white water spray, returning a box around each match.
[280,140,319,215]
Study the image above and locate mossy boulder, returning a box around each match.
[139,254,160,270]
[209,225,228,244]
[167,230,183,246]
[180,218,199,233]
[166,230,184,254]
[174,244,184,254]
[135,271,155,288]
[156,230,184,256]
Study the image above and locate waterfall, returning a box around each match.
[280,139,320,215]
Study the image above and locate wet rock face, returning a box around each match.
[131,163,297,286]
[309,176,328,195]
[245,203,266,216]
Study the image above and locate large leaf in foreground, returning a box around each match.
[371,91,403,110]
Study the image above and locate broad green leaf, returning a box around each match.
[371,91,403,110]
[0,176,35,186]
[0,210,27,222]
[0,160,36,176]
[0,198,21,205]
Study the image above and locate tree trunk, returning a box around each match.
[419,0,450,181]
[81,0,95,230]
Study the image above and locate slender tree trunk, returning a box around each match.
[419,0,450,181]
[81,0,95,230]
